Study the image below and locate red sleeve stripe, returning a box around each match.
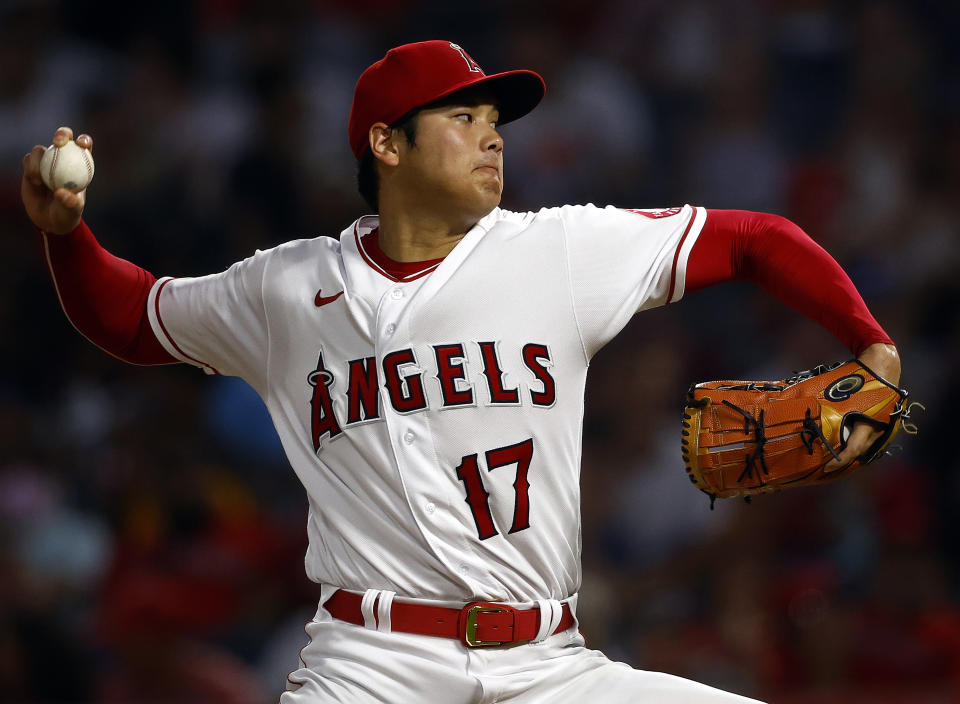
[152,278,221,375]
[665,206,702,305]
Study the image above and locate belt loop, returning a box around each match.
[360,589,379,630]
[532,599,563,643]
[567,593,579,632]
[376,590,396,633]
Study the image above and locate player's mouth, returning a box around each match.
[474,165,500,179]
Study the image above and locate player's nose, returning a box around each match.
[482,128,503,153]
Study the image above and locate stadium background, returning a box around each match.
[0,1,957,701]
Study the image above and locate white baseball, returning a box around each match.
[39,139,95,193]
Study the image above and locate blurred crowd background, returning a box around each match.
[1,0,958,702]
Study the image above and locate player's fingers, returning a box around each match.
[22,145,46,185]
[53,126,74,147]
[54,187,83,211]
[76,133,93,151]
[824,424,881,472]
[23,144,46,174]
[824,445,858,473]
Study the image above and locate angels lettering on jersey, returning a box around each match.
[307,341,556,450]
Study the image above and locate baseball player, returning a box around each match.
[22,40,900,703]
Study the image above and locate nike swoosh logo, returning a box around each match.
[315,288,344,307]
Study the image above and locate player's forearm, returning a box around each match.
[39,220,176,364]
[686,209,893,356]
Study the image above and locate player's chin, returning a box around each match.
[473,166,501,188]
[473,190,501,216]
[474,178,502,204]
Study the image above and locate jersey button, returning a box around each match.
[390,288,403,299]
[425,502,436,514]
[403,431,415,444]
[386,323,397,335]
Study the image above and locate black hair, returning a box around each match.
[356,109,420,213]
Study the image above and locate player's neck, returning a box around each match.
[375,206,475,263]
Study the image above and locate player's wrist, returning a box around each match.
[37,217,86,240]
[857,342,900,386]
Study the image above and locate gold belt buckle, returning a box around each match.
[459,602,515,647]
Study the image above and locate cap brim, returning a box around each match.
[477,70,546,125]
[421,69,546,126]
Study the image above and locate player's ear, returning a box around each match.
[369,123,400,167]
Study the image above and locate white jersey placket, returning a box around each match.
[373,268,470,590]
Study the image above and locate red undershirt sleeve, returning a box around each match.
[39,220,177,365]
[685,209,893,356]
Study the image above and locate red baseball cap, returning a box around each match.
[348,40,546,159]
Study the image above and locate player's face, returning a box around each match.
[396,94,503,226]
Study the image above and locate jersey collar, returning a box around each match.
[351,210,501,283]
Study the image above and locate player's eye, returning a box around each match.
[455,113,473,123]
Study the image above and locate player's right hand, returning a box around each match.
[21,126,91,235]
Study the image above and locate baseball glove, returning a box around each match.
[682,360,919,504]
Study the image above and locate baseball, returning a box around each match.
[39,139,95,193]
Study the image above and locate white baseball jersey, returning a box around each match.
[146,203,706,604]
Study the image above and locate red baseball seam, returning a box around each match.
[48,146,59,186]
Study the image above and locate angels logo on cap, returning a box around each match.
[449,43,483,73]
[348,40,546,159]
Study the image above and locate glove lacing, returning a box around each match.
[720,400,770,483]
[800,408,843,462]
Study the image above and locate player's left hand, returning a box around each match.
[824,342,901,471]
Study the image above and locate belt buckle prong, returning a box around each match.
[460,602,513,647]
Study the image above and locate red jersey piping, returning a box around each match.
[354,223,443,282]
[665,206,698,305]
[154,278,222,374]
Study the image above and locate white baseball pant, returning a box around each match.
[281,594,766,704]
